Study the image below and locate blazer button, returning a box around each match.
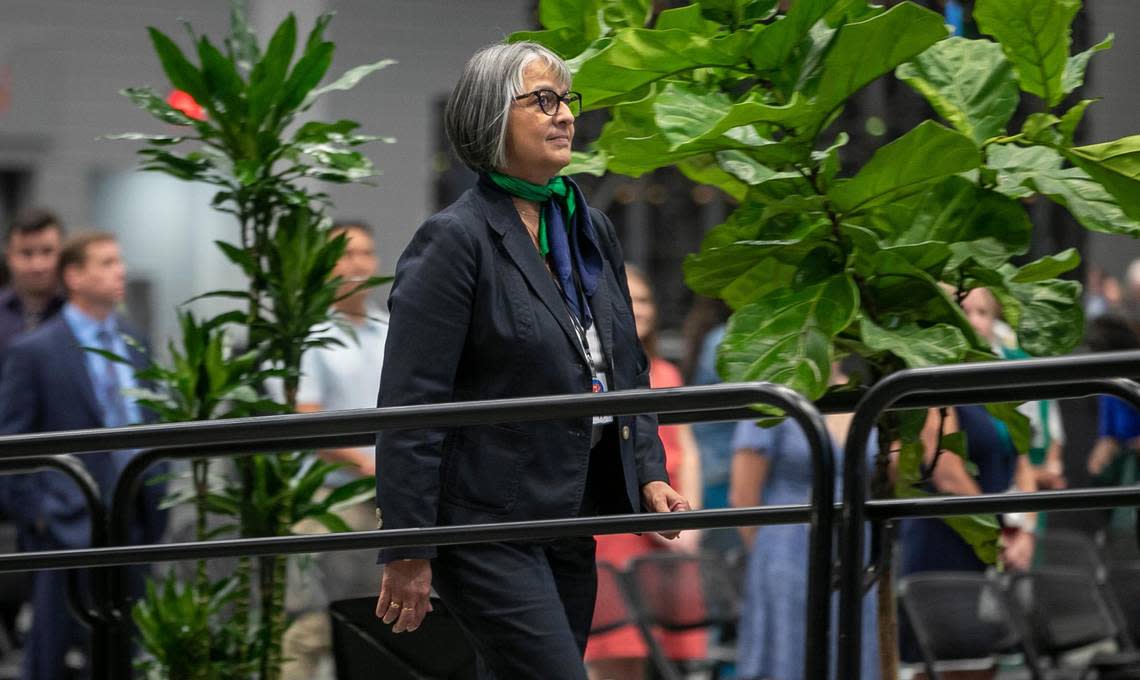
[621,425,631,440]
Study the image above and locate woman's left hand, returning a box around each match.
[641,480,690,540]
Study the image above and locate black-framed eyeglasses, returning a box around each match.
[514,89,582,117]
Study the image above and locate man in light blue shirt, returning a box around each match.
[283,220,388,680]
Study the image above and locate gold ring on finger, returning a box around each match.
[402,606,415,611]
[388,602,401,609]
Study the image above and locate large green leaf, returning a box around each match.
[248,14,297,130]
[987,144,1062,199]
[862,251,988,350]
[684,219,831,300]
[147,28,208,103]
[1011,249,1081,283]
[1028,167,1140,237]
[655,4,722,35]
[303,59,396,109]
[677,154,750,201]
[828,121,980,214]
[718,274,859,399]
[671,91,815,151]
[883,176,1033,269]
[974,0,1080,107]
[896,38,1019,145]
[749,0,832,71]
[197,37,246,126]
[997,278,1085,356]
[1061,135,1140,222]
[861,319,970,368]
[1061,34,1113,97]
[811,2,949,126]
[569,26,759,109]
[597,85,804,176]
[121,87,198,127]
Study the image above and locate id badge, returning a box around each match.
[591,374,614,425]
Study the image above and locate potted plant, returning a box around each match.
[111,2,392,677]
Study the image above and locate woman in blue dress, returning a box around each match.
[729,394,880,680]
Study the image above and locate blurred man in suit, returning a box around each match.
[0,230,165,680]
[0,210,65,366]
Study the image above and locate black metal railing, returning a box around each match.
[0,351,1139,680]
[0,382,836,680]
[836,351,1140,680]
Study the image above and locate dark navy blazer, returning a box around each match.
[0,314,166,550]
[376,175,668,562]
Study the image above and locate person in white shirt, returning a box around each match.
[282,220,388,680]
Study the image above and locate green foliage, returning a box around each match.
[116,5,390,678]
[518,0,1140,565]
[133,576,256,680]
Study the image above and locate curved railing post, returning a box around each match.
[836,353,1140,680]
[0,454,113,680]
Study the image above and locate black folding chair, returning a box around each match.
[329,597,477,680]
[898,572,1047,680]
[1008,568,1140,680]
[1108,562,1140,648]
[623,552,740,680]
[1035,530,1105,579]
[591,562,634,636]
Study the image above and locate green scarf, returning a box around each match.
[488,172,576,257]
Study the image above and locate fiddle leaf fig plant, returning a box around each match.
[516,0,1138,672]
[516,0,1138,542]
[113,3,391,678]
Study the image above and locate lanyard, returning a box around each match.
[554,267,598,380]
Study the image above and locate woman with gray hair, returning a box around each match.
[373,41,689,677]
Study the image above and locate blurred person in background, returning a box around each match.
[730,359,879,680]
[961,289,1067,502]
[1084,314,1140,534]
[585,265,704,680]
[682,298,740,557]
[0,210,64,660]
[281,220,388,680]
[1084,265,1123,321]
[0,231,166,680]
[0,210,64,366]
[897,286,1039,680]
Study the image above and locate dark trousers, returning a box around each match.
[432,536,597,680]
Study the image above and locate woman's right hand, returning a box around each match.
[376,559,433,633]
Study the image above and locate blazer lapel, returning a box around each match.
[476,179,588,363]
[53,320,104,426]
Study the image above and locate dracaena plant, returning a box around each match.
[111,2,391,677]
[516,0,1140,673]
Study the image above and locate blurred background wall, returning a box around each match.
[2,0,1140,357]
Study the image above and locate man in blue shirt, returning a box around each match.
[0,230,164,680]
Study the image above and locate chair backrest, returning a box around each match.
[898,572,1024,667]
[1108,562,1140,647]
[1034,529,1105,580]
[591,562,634,635]
[625,552,740,631]
[1008,568,1122,655]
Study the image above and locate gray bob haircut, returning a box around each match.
[444,41,572,173]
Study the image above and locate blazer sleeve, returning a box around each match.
[590,208,669,492]
[376,214,477,563]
